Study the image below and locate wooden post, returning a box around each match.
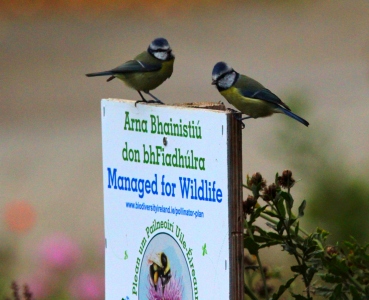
[228,111,244,300]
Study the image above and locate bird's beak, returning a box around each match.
[211,80,216,85]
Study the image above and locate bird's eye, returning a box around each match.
[155,48,171,53]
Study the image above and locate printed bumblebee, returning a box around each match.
[149,252,171,294]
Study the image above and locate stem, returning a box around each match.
[244,270,258,300]
[256,253,268,298]
[273,188,311,299]
[245,219,269,298]
[346,273,367,295]
[260,212,309,237]
[243,184,251,190]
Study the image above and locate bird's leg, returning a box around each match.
[135,91,164,106]
[237,119,246,129]
[227,108,247,129]
[134,91,148,106]
[145,92,164,104]
[235,116,254,129]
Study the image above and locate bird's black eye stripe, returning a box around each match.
[215,71,238,85]
[216,73,227,81]
[153,48,170,52]
[217,70,234,81]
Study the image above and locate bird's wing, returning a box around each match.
[110,59,161,74]
[236,76,291,110]
[239,88,292,111]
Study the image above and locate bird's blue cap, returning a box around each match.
[149,37,171,51]
[212,61,233,81]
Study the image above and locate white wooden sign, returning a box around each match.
[101,99,243,300]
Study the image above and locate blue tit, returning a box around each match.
[212,62,309,127]
[86,37,175,105]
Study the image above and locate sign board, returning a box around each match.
[101,99,243,300]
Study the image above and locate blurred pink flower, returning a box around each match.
[21,267,57,299]
[69,272,104,300]
[38,233,81,271]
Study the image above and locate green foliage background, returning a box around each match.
[270,94,369,243]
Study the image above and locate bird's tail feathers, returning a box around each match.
[85,71,114,77]
[277,107,309,127]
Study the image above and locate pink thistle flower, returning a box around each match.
[148,273,183,300]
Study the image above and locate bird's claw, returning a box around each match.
[154,99,164,105]
[145,99,164,105]
[227,108,240,114]
[135,99,147,107]
[134,99,164,107]
[227,109,245,129]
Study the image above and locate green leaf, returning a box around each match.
[282,243,297,255]
[294,221,300,236]
[316,227,330,240]
[267,232,284,241]
[326,256,350,276]
[291,263,308,274]
[304,245,319,257]
[349,285,361,300]
[320,273,341,283]
[314,286,334,297]
[306,249,324,259]
[249,205,267,224]
[263,210,280,219]
[291,294,312,300]
[329,284,349,300]
[312,238,325,251]
[364,285,369,296]
[280,191,294,210]
[266,222,278,232]
[254,205,267,218]
[277,220,285,234]
[305,266,318,285]
[275,197,286,219]
[259,241,281,249]
[298,200,306,218]
[271,275,297,300]
[254,225,267,236]
[253,235,271,243]
[288,218,297,229]
[244,237,259,255]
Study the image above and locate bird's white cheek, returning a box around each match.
[153,52,168,60]
[218,73,236,89]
